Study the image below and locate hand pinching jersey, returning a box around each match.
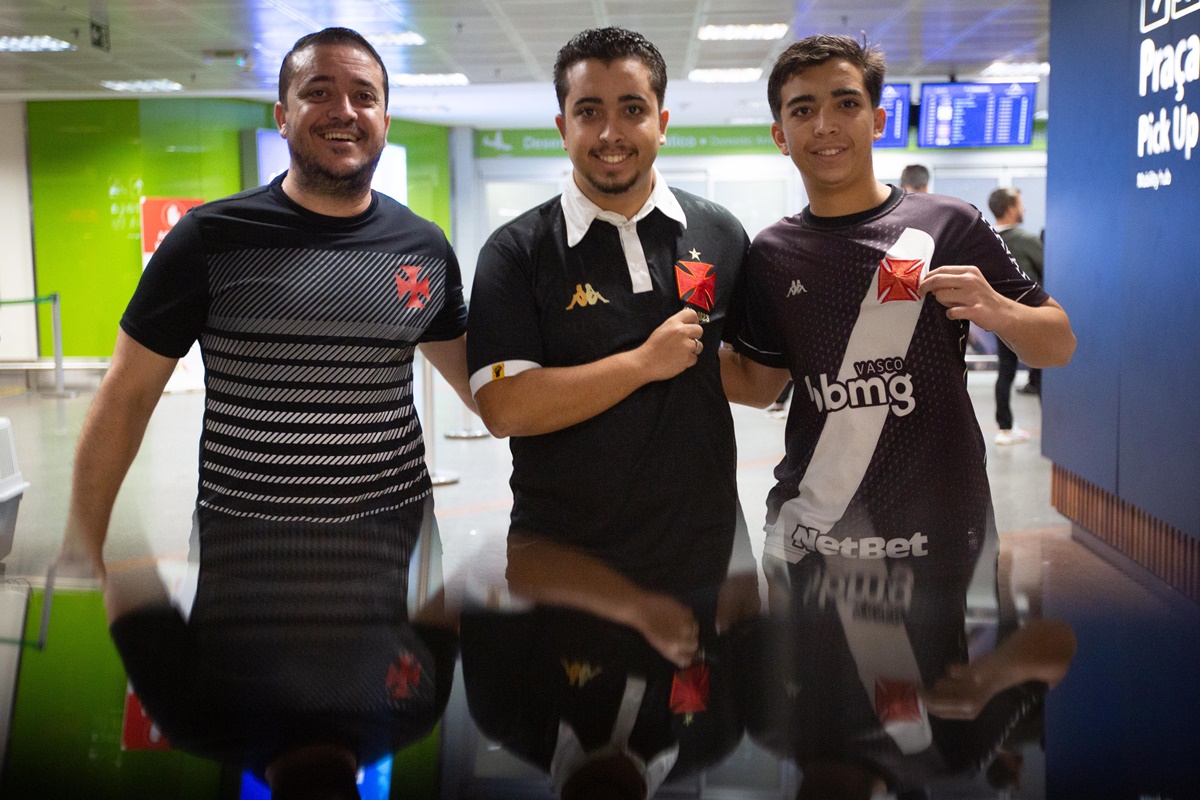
[734,188,1047,570]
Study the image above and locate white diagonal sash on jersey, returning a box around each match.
[832,560,933,754]
[764,227,935,563]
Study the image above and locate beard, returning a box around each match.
[583,170,639,196]
[287,141,382,201]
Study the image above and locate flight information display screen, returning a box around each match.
[918,82,1037,148]
[875,83,911,148]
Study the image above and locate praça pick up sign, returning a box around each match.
[1136,0,1200,188]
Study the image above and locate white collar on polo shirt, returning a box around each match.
[560,167,687,294]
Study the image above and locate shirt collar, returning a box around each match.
[562,167,687,247]
[994,222,1017,232]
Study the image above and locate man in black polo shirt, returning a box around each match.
[467,27,752,667]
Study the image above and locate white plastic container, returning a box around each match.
[0,417,30,565]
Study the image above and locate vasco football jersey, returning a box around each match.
[467,189,749,594]
[121,175,467,526]
[734,188,1047,569]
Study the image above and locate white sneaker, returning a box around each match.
[995,428,1031,445]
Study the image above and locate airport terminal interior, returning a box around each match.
[1,368,1198,798]
[1,0,1199,797]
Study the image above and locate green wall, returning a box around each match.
[2,590,221,799]
[388,118,453,237]
[26,101,453,359]
[3,588,443,798]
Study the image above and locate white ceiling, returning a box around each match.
[0,0,1050,127]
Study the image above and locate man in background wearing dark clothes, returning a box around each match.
[988,187,1046,444]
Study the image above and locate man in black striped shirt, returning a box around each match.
[56,27,470,790]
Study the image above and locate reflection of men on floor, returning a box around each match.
[466,26,755,796]
[56,26,471,791]
[460,557,753,800]
[720,34,1076,589]
[988,188,1046,445]
[736,546,1075,800]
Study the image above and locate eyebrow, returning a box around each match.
[784,86,864,110]
[299,74,380,93]
[572,93,650,108]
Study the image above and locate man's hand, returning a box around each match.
[632,307,704,383]
[922,661,1000,720]
[919,265,1012,330]
[54,521,106,583]
[628,589,700,668]
[716,571,761,633]
[920,266,1076,367]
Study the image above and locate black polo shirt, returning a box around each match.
[467,188,749,594]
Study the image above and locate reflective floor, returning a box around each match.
[1,370,1197,799]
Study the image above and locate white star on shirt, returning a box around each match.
[689,248,701,260]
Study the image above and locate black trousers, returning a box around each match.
[995,342,1018,431]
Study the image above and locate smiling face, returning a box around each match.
[554,56,668,218]
[274,42,390,213]
[770,58,888,217]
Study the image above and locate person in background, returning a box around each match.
[900,163,930,193]
[988,187,1046,444]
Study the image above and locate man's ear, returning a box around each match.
[873,106,887,141]
[770,122,789,156]
[274,102,288,138]
[555,114,567,149]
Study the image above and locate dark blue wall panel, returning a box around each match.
[1047,0,1200,537]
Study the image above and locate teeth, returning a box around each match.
[816,148,842,156]
[324,132,356,141]
[599,153,628,163]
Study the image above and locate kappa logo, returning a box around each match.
[562,659,603,687]
[675,254,716,312]
[877,256,923,303]
[786,280,808,297]
[566,283,609,310]
[395,266,431,309]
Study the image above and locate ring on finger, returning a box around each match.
[693,338,702,355]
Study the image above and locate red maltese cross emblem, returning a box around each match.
[386,652,422,700]
[670,663,711,724]
[676,261,716,311]
[877,257,924,303]
[395,266,431,309]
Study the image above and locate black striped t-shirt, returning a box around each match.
[121,175,466,526]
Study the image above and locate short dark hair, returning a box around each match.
[279,27,389,108]
[553,27,667,113]
[988,187,1021,220]
[767,34,886,122]
[900,164,930,190]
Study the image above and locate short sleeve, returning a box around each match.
[960,214,1049,307]
[119,211,209,358]
[418,236,469,343]
[729,242,788,369]
[466,225,548,395]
